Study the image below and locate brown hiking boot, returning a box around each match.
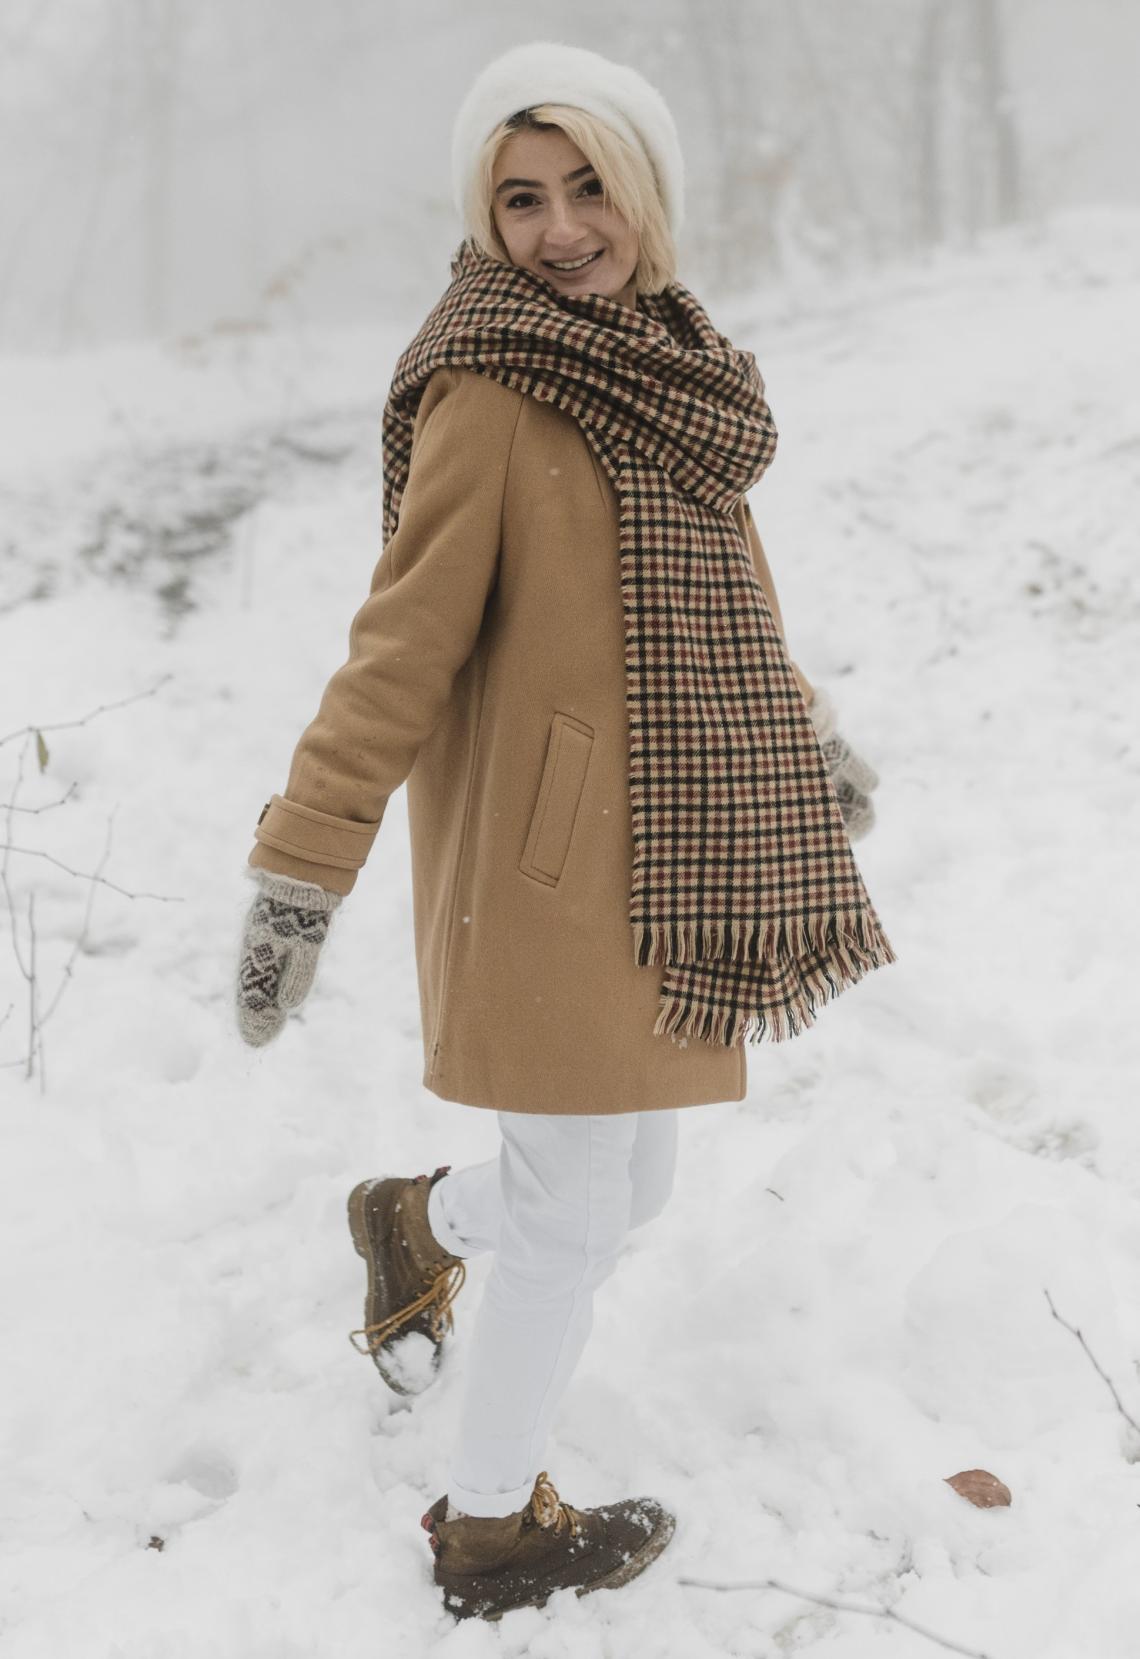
[420,1469,676,1621]
[346,1166,466,1396]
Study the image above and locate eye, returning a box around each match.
[505,191,539,210]
[578,176,604,198]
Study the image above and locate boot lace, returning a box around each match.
[349,1257,466,1353]
[528,1471,584,1539]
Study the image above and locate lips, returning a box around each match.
[542,248,604,273]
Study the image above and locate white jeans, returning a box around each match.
[426,1107,680,1518]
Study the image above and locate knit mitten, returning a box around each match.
[236,870,342,1047]
[808,686,880,841]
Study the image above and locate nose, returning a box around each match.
[543,196,587,248]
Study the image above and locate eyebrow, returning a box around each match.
[495,164,597,196]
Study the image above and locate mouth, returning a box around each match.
[541,248,604,274]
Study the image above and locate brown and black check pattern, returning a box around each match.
[383,241,895,1045]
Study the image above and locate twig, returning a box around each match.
[0,730,176,1083]
[0,683,182,1082]
[7,784,79,814]
[679,1572,1000,1658]
[0,675,172,750]
[2,739,32,979]
[27,892,43,1091]
[0,844,181,903]
[1044,1287,1140,1436]
[38,809,116,1031]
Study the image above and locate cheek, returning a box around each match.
[496,219,538,266]
[604,215,638,264]
[615,228,639,273]
[492,212,516,253]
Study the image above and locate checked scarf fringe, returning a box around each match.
[383,241,895,1047]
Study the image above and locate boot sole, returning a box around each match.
[440,1508,677,1621]
[347,1177,441,1399]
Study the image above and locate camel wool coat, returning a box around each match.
[250,365,796,1115]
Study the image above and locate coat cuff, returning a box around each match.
[250,794,383,890]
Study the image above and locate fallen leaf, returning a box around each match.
[944,1468,1012,1508]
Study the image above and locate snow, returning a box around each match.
[2,204,1139,1658]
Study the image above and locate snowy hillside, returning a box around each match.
[2,206,1138,1658]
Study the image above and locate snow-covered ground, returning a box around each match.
[2,206,1138,1658]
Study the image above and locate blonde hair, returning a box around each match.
[467,104,677,296]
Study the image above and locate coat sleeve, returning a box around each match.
[248,367,526,895]
[735,495,815,707]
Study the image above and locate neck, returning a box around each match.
[608,266,638,310]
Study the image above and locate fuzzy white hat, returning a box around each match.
[451,41,684,237]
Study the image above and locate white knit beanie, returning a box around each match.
[451,41,684,239]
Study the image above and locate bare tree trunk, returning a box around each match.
[135,0,179,335]
[915,0,1020,249]
[915,0,945,245]
[685,0,788,292]
[60,0,127,349]
[782,0,878,262]
[975,0,1021,223]
[683,0,733,288]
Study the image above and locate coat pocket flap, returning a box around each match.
[520,713,595,886]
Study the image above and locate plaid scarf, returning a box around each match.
[383,241,895,1046]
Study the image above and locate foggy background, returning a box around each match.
[2,0,1137,351]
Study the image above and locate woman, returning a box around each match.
[236,41,893,1622]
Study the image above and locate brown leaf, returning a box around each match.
[944,1468,1012,1508]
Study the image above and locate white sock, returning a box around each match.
[445,1500,468,1521]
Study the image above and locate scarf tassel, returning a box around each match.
[640,910,897,1048]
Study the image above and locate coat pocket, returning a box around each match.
[518,712,595,887]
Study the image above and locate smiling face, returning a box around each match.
[490,125,641,309]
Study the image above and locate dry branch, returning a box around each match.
[679,1570,1001,1657]
[26,892,41,1088]
[1044,1287,1140,1437]
[38,810,116,1033]
[0,674,171,750]
[0,677,179,1083]
[7,784,78,814]
[0,843,181,904]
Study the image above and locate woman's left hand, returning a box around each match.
[236,871,341,1046]
[807,686,880,841]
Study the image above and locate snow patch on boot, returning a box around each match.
[377,1328,439,1395]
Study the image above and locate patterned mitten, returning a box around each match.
[236,871,342,1047]
[808,686,880,841]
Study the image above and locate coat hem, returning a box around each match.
[420,1064,746,1115]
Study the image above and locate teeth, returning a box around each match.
[547,250,601,271]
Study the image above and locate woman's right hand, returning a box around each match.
[807,686,880,841]
[236,871,342,1047]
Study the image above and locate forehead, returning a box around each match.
[491,125,590,185]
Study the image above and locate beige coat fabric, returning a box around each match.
[250,365,799,1114]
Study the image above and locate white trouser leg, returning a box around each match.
[440,1108,678,1519]
[427,1107,679,1256]
[426,1155,501,1256]
[627,1106,679,1232]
